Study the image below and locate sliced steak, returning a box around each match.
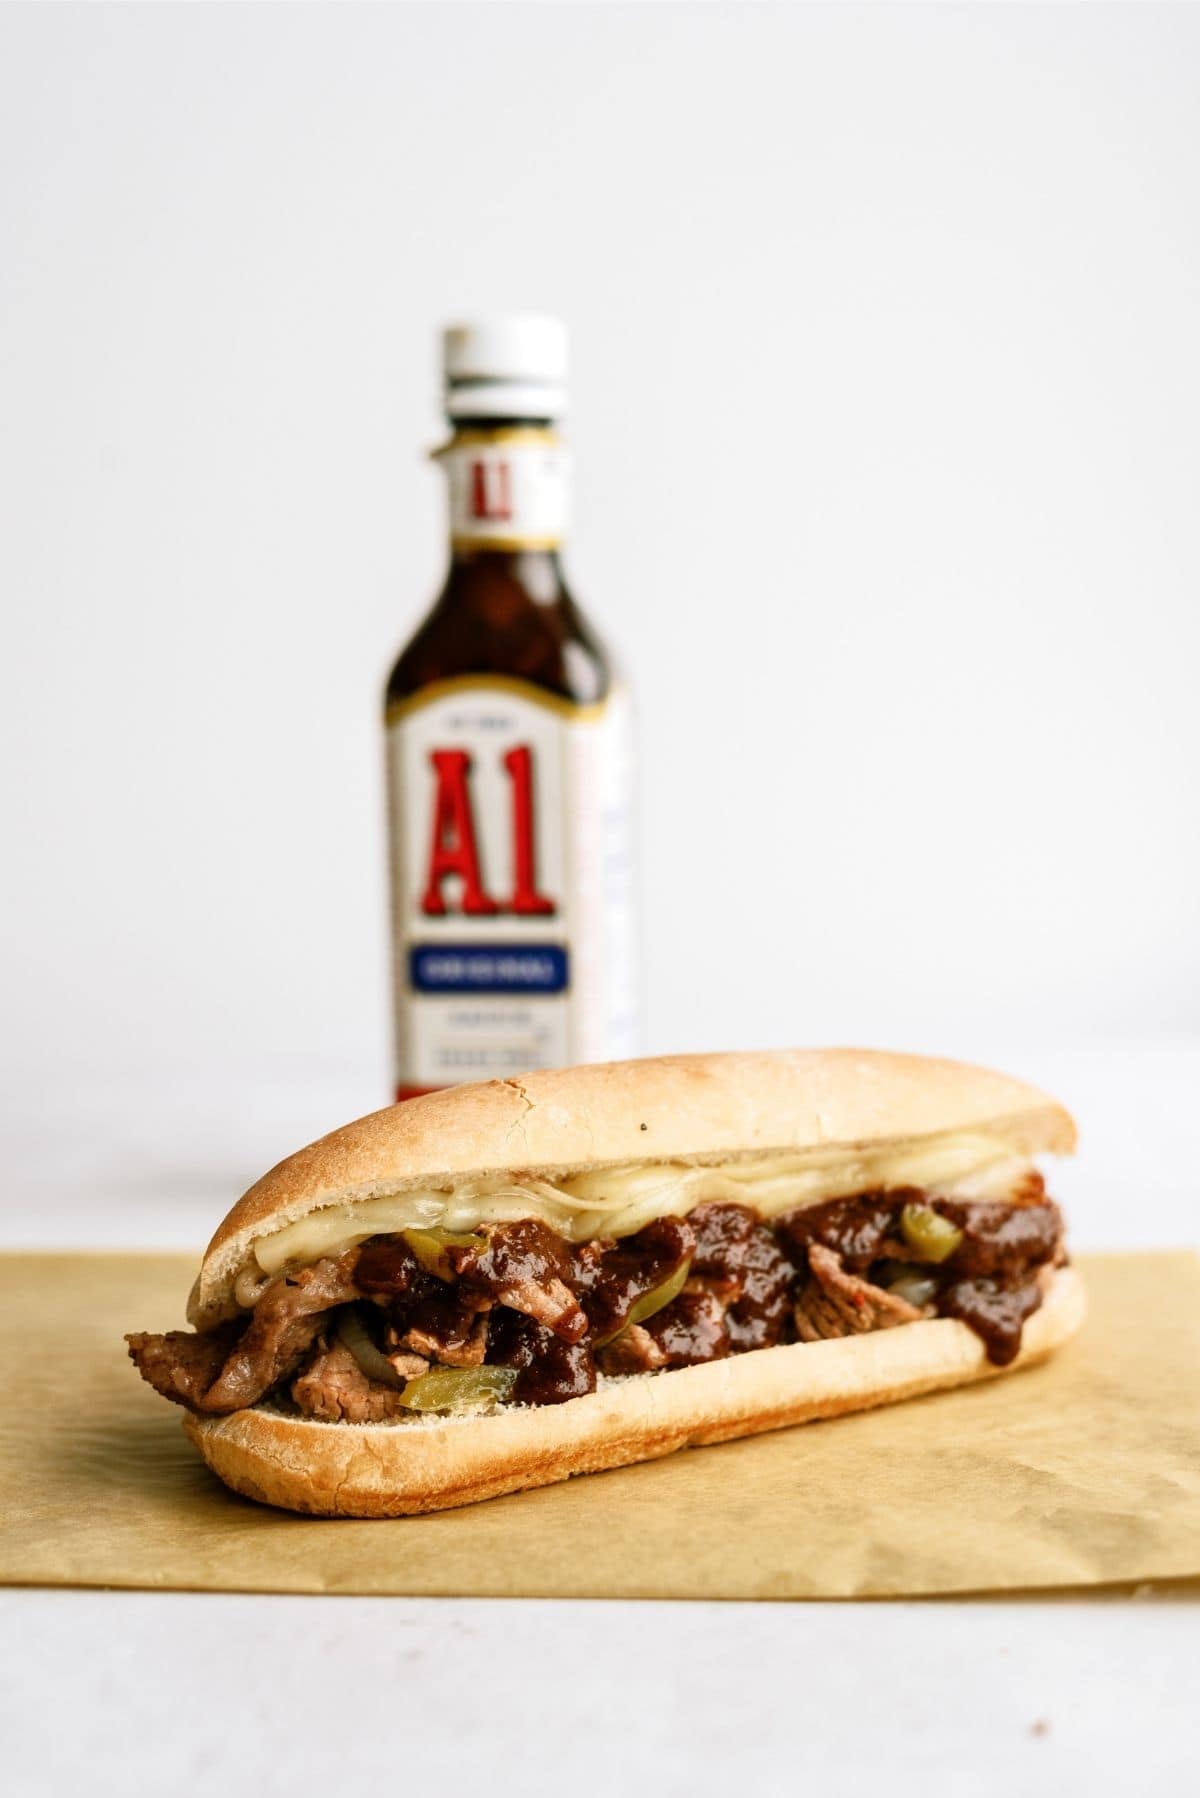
[128,1180,1067,1417]
[200,1251,362,1412]
[598,1280,731,1375]
[126,1321,242,1410]
[354,1235,430,1300]
[487,1306,596,1405]
[575,1215,695,1344]
[597,1322,667,1374]
[391,1285,490,1368]
[291,1341,413,1423]
[935,1197,1063,1281]
[126,1251,360,1415]
[451,1219,587,1343]
[777,1192,912,1273]
[689,1202,793,1351]
[794,1243,926,1342]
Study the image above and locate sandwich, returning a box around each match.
[127,1049,1084,1516]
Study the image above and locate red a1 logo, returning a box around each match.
[470,459,513,522]
[420,744,556,917]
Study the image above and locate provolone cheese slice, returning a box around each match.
[252,1132,1028,1278]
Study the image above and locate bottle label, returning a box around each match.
[439,427,570,551]
[386,677,638,1094]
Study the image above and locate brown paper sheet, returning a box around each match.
[1,1250,1197,1599]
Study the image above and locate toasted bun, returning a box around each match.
[185,1264,1086,1517]
[190,1050,1076,1328]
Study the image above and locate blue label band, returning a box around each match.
[409,944,569,996]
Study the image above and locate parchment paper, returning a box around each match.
[1,1251,1196,1599]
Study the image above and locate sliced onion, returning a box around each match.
[886,1271,938,1309]
[336,1310,405,1388]
[234,1266,272,1309]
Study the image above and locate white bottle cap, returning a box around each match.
[442,314,568,420]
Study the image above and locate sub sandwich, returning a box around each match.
[127,1049,1084,1516]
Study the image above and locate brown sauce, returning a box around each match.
[935,1198,1063,1281]
[129,1191,1066,1419]
[937,1278,1045,1367]
[688,1201,795,1351]
[777,1193,908,1273]
[486,1308,596,1406]
[573,1216,695,1344]
[638,1283,733,1367]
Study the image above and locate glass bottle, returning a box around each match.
[384,317,638,1097]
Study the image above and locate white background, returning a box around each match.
[3,3,1199,1165]
[1,9,1197,1794]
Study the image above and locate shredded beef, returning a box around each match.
[794,1243,927,1342]
[291,1340,412,1423]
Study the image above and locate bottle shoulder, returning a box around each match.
[384,557,614,710]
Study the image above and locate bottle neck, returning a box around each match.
[438,421,570,559]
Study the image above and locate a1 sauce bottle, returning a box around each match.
[384,316,639,1098]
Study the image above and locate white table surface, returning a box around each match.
[2,1039,1197,1796]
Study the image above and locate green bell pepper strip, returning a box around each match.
[899,1203,964,1264]
[595,1256,693,1349]
[397,1366,520,1413]
[401,1226,489,1282]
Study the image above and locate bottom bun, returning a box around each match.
[185,1266,1086,1518]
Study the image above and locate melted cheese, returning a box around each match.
[252,1131,1026,1277]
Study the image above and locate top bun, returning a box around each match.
[188,1049,1076,1329]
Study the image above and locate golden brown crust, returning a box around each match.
[190,1050,1076,1328]
[184,1266,1086,1517]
